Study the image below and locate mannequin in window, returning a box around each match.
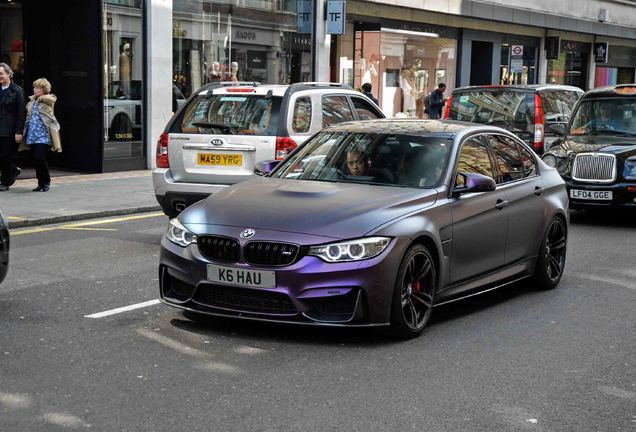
[119,43,132,96]
[230,61,239,82]
[208,61,221,82]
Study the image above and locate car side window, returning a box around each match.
[322,95,354,127]
[292,97,312,133]
[518,144,538,177]
[350,97,382,120]
[488,135,525,184]
[455,137,495,188]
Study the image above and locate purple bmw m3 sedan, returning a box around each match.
[159,119,569,338]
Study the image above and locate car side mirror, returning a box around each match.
[548,123,567,136]
[254,160,280,176]
[453,172,496,195]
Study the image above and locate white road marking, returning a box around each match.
[136,328,206,358]
[84,299,160,318]
[42,412,91,429]
[0,392,31,409]
[576,273,636,291]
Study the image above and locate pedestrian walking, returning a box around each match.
[20,78,61,192]
[0,62,26,191]
[423,83,447,120]
[361,82,379,105]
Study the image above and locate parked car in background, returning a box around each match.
[0,211,9,284]
[153,81,385,217]
[159,119,568,338]
[104,81,186,141]
[445,85,583,154]
[542,84,636,210]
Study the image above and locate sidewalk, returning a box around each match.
[1,170,162,229]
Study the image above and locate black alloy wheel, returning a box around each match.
[534,216,567,290]
[390,244,436,338]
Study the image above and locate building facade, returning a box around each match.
[1,0,635,173]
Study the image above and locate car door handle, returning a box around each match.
[534,186,544,196]
[495,199,509,210]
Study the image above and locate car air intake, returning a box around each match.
[245,242,300,266]
[193,285,297,314]
[572,153,616,183]
[198,236,240,262]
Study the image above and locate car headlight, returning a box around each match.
[542,154,557,167]
[308,237,391,263]
[623,156,636,180]
[166,218,197,247]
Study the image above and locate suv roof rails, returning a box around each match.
[200,81,262,91]
[284,82,353,99]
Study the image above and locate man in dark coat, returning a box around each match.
[361,82,379,105]
[0,62,25,191]
[424,83,447,120]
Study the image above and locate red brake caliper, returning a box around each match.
[413,280,422,293]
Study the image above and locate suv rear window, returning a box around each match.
[176,94,282,135]
[540,90,582,125]
[449,90,535,142]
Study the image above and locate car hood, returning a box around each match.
[180,177,438,239]
[550,135,636,157]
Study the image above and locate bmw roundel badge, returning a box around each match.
[240,229,255,239]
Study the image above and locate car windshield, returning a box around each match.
[570,97,636,137]
[271,132,452,188]
[178,94,281,135]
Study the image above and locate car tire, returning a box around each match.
[532,216,567,290]
[389,244,437,339]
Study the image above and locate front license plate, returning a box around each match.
[207,264,276,289]
[570,189,613,200]
[197,153,243,166]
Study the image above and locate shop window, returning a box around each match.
[103,1,144,160]
[546,40,589,90]
[322,96,354,127]
[292,97,312,133]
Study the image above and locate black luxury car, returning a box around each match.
[542,84,636,209]
[0,211,9,284]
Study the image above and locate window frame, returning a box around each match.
[450,134,498,192]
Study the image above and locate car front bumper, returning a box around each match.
[158,232,411,327]
[565,180,636,209]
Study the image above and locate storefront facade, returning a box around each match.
[2,0,636,174]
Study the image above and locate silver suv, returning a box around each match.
[153,82,385,217]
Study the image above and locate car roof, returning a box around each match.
[323,119,491,136]
[580,84,636,99]
[452,84,583,93]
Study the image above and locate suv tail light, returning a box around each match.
[443,95,452,119]
[156,133,169,168]
[533,94,545,153]
[275,137,297,160]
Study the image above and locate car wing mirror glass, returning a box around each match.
[548,123,567,136]
[254,160,280,176]
[453,172,496,195]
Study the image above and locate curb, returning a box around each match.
[8,206,164,229]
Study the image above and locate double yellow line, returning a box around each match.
[11,212,165,236]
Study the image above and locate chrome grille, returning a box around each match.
[572,153,616,183]
[245,242,300,266]
[198,236,240,262]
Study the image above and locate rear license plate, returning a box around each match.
[570,189,613,200]
[207,264,276,289]
[197,153,243,166]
